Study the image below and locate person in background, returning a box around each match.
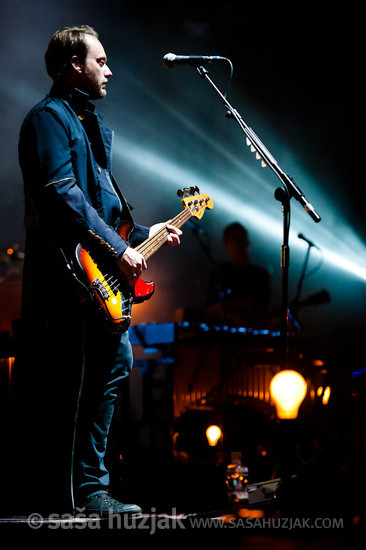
[206,222,271,327]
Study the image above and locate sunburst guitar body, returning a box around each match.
[75,190,213,333]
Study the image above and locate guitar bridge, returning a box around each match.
[92,278,110,301]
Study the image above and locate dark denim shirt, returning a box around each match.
[18,83,149,321]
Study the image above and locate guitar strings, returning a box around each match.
[136,207,192,258]
[136,199,208,260]
[93,199,208,301]
[99,211,189,296]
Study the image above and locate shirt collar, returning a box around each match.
[48,82,99,118]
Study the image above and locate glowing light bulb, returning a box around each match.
[206,425,222,446]
[322,386,331,405]
[270,370,307,419]
[317,385,331,405]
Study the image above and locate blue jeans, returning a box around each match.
[74,323,133,501]
[9,305,134,513]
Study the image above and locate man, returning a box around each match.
[12,25,181,516]
[206,222,271,326]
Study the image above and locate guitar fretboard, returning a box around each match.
[135,198,209,260]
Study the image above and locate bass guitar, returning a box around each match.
[75,187,213,333]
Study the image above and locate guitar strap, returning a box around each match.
[110,173,135,221]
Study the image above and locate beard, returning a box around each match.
[82,69,107,100]
[86,79,107,100]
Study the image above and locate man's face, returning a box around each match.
[78,34,112,99]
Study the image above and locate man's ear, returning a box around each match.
[70,55,83,74]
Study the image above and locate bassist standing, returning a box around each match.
[11,25,181,516]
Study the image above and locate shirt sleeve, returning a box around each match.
[129,223,150,247]
[19,106,128,258]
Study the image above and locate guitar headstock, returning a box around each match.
[178,188,214,220]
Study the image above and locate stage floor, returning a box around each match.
[0,506,361,549]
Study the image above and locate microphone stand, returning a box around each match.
[292,241,313,311]
[195,65,321,364]
[188,224,215,269]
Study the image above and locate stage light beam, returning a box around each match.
[113,134,366,282]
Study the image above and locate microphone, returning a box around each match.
[298,233,319,249]
[163,53,226,68]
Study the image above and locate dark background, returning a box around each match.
[1,1,365,358]
[1,1,366,528]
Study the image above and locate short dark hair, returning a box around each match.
[45,25,99,81]
[223,222,249,246]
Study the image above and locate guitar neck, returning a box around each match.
[135,207,193,260]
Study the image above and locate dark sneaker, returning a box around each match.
[78,491,142,516]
